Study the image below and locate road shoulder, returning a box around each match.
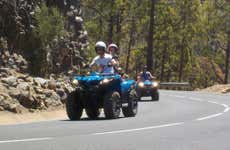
[0,109,67,125]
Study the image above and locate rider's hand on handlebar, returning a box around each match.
[107,62,112,67]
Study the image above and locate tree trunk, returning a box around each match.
[160,43,167,81]
[116,9,122,47]
[125,18,135,73]
[224,32,230,84]
[99,18,103,39]
[107,0,115,44]
[146,0,155,73]
[178,5,187,82]
[178,37,185,82]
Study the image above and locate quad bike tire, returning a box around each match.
[122,89,138,117]
[151,92,159,101]
[85,95,101,119]
[66,90,83,120]
[103,91,121,119]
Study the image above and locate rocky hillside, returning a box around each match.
[0,51,74,113]
[0,0,88,114]
[200,84,230,94]
[0,0,88,76]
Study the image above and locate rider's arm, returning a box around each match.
[89,57,98,68]
[147,71,156,80]
[111,59,117,66]
[137,72,143,81]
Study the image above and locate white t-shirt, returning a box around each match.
[90,53,114,74]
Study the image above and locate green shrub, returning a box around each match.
[30,3,65,76]
[34,3,64,46]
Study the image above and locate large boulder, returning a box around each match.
[33,77,48,87]
[18,91,38,109]
[16,82,29,91]
[0,51,29,73]
[0,106,4,111]
[8,88,21,99]
[47,80,56,90]
[56,88,67,103]
[0,93,24,113]
[1,76,17,86]
[43,91,62,108]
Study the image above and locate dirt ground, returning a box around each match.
[0,109,67,125]
[200,84,230,94]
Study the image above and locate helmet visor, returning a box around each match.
[95,46,105,52]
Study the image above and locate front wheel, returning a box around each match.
[151,91,159,101]
[85,96,101,119]
[103,91,121,119]
[66,90,83,120]
[85,108,101,119]
[122,90,138,117]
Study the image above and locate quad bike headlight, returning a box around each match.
[100,78,113,85]
[138,82,144,87]
[72,79,79,85]
[152,82,159,87]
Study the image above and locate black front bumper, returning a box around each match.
[137,87,158,97]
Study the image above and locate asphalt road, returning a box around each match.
[0,90,230,150]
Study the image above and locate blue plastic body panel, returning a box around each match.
[74,72,135,95]
[121,79,135,94]
[143,80,152,86]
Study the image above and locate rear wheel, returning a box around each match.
[122,90,138,117]
[66,90,83,120]
[103,91,121,119]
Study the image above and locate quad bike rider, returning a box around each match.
[66,41,138,120]
[136,66,159,101]
[108,43,120,73]
[108,43,128,78]
[89,41,114,74]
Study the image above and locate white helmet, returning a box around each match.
[95,41,106,52]
[108,43,118,49]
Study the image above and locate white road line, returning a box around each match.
[221,104,230,113]
[190,98,230,121]
[0,137,53,144]
[189,97,203,102]
[196,113,223,121]
[92,122,184,135]
[223,107,230,113]
[207,101,219,104]
[205,101,230,114]
[169,95,186,98]
[222,104,229,108]
[167,94,230,121]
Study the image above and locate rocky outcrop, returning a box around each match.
[0,69,74,113]
[0,51,28,73]
[0,0,87,113]
[0,51,75,113]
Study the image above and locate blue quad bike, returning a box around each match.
[66,72,138,120]
[136,80,159,101]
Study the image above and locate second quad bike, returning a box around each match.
[136,80,159,101]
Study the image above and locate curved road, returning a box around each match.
[1,90,230,150]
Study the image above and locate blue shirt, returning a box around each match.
[141,71,152,80]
